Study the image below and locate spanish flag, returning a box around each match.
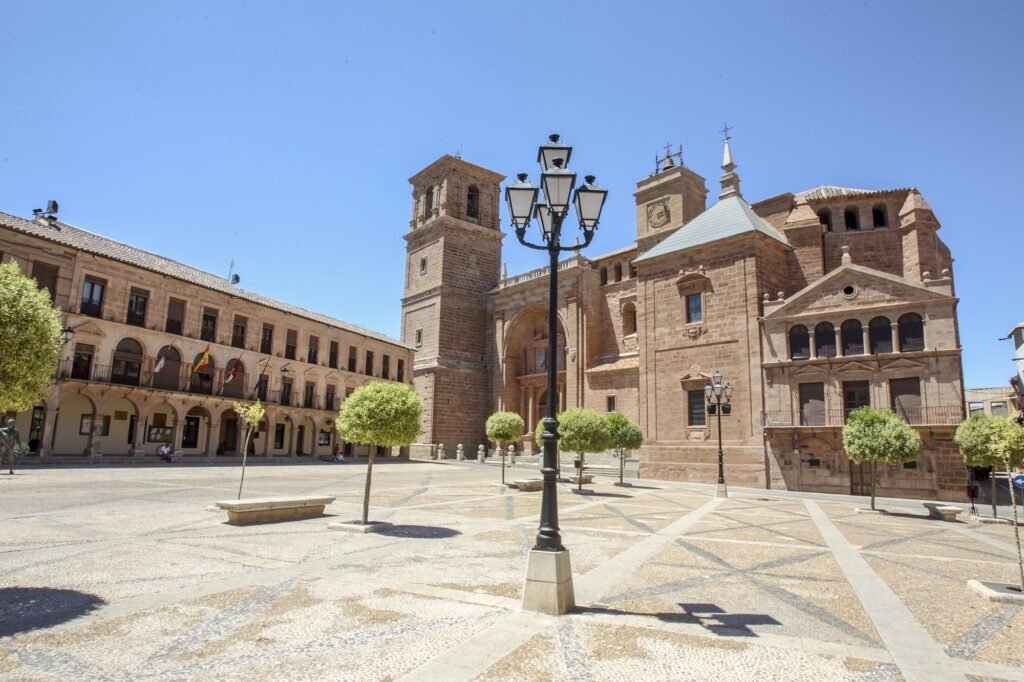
[192,345,211,373]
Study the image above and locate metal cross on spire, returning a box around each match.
[655,143,684,173]
[720,122,733,143]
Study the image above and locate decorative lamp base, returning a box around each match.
[715,482,729,498]
[522,548,575,615]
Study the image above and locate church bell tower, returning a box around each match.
[401,155,505,452]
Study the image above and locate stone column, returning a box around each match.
[862,323,871,356]
[808,329,817,360]
[834,325,844,358]
[86,416,103,458]
[208,420,220,458]
[37,402,59,459]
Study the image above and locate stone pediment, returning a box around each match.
[791,364,829,378]
[880,357,927,371]
[764,263,950,320]
[679,364,711,385]
[674,267,711,289]
[70,320,106,338]
[834,360,876,374]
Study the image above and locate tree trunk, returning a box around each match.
[619,448,624,485]
[870,460,877,511]
[499,441,505,485]
[1005,459,1024,591]
[362,450,376,525]
[237,427,252,500]
[578,452,585,491]
[992,475,998,519]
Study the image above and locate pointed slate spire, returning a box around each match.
[718,123,741,199]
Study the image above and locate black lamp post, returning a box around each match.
[507,134,606,599]
[705,370,733,498]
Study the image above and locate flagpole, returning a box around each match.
[252,356,272,401]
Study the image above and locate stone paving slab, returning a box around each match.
[1,463,1024,681]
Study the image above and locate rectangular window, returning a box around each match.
[126,288,148,327]
[397,359,405,383]
[329,341,339,369]
[71,343,93,380]
[382,355,390,380]
[348,346,358,372]
[182,416,200,449]
[799,383,825,426]
[285,329,297,360]
[415,329,423,347]
[365,351,374,376]
[80,277,106,318]
[991,401,1009,417]
[166,298,186,335]
[685,294,702,323]
[325,385,336,411]
[419,257,427,275]
[260,324,274,354]
[281,380,293,406]
[255,375,268,402]
[274,423,285,449]
[607,396,617,413]
[308,336,319,364]
[843,380,871,418]
[201,308,218,342]
[232,316,247,349]
[687,390,706,426]
[31,262,59,302]
[304,382,315,408]
[890,378,922,423]
[968,401,985,417]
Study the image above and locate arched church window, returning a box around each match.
[600,267,608,285]
[112,338,143,386]
[613,263,622,282]
[424,187,434,218]
[872,205,888,228]
[844,208,860,231]
[818,209,833,232]
[788,325,810,360]
[841,319,864,355]
[898,313,924,352]
[869,317,892,354]
[467,185,480,219]
[623,302,637,336]
[815,322,836,358]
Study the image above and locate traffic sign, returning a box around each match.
[1013,474,1024,490]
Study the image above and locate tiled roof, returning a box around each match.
[634,195,789,263]
[588,243,638,263]
[0,211,412,350]
[586,355,639,373]
[796,185,912,201]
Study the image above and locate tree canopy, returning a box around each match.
[486,411,525,445]
[338,382,421,447]
[605,413,643,451]
[556,408,611,454]
[842,407,921,465]
[233,400,265,431]
[958,414,1024,468]
[0,261,62,412]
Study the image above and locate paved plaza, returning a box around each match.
[0,461,1022,681]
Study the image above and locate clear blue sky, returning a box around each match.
[2,1,1021,388]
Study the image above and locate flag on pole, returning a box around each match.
[224,360,240,384]
[192,345,211,373]
[154,347,169,374]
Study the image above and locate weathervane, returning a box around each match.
[721,122,733,143]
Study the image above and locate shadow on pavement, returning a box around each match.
[577,601,780,637]
[0,587,106,637]
[376,525,462,539]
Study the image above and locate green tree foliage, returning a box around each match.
[486,411,525,450]
[557,408,610,485]
[233,400,265,499]
[605,413,643,451]
[842,407,921,510]
[338,382,422,524]
[956,414,1000,468]
[0,261,62,413]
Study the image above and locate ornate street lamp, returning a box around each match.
[705,370,733,498]
[61,327,75,345]
[508,133,607,615]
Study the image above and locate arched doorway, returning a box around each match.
[111,339,144,386]
[99,397,139,455]
[181,405,210,455]
[501,306,568,449]
[54,393,95,455]
[217,408,239,455]
[144,402,177,456]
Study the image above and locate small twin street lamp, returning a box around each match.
[705,370,733,498]
[507,134,607,615]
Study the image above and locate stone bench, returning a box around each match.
[567,475,594,485]
[514,479,544,492]
[922,502,963,522]
[216,496,335,525]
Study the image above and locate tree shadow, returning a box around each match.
[376,525,462,539]
[577,601,780,637]
[0,587,106,637]
[567,490,634,498]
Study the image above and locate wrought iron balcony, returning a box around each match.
[761,405,963,428]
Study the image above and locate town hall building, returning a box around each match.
[402,138,966,501]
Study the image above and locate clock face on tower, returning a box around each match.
[647,200,671,229]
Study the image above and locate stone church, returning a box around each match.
[401,138,966,501]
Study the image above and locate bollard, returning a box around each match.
[508,444,516,467]
[456,444,464,461]
[477,444,486,463]
[437,443,446,460]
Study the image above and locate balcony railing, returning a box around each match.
[57,358,331,410]
[762,405,963,428]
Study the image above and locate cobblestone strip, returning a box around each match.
[576,497,723,604]
[804,500,966,682]
[946,604,1022,659]
[556,619,593,682]
[394,610,549,682]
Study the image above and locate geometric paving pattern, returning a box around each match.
[0,462,1022,681]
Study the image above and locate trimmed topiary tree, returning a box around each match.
[0,261,62,415]
[558,408,611,490]
[233,400,265,499]
[486,411,525,485]
[338,382,422,525]
[606,413,643,484]
[956,414,1003,518]
[842,407,921,511]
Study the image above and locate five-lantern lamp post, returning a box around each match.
[705,369,733,498]
[506,133,607,615]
